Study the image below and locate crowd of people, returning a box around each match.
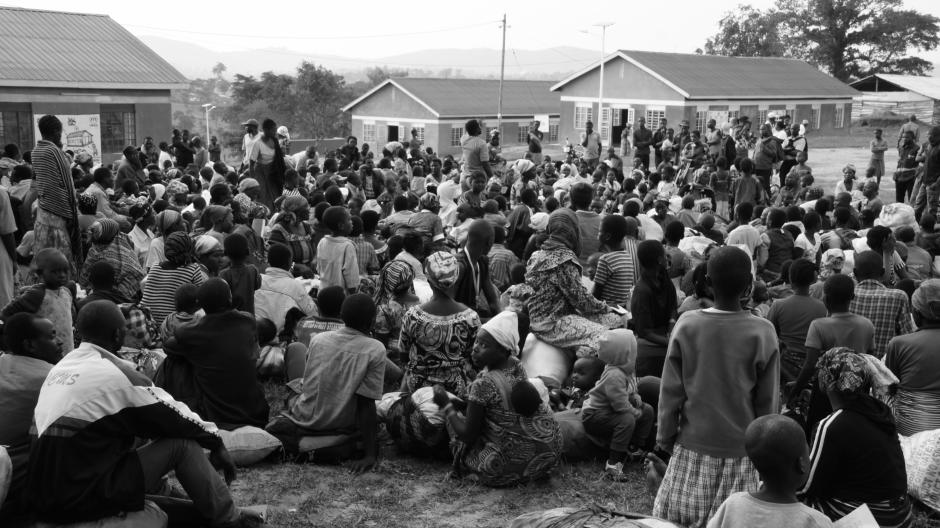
[0,109,938,528]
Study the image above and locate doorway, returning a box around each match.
[610,108,635,146]
[387,125,400,142]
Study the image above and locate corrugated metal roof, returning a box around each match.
[552,50,858,100]
[345,78,560,117]
[850,74,940,101]
[0,7,188,88]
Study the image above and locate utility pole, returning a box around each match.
[595,22,614,142]
[497,14,506,133]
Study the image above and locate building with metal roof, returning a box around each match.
[850,74,940,125]
[550,50,859,151]
[342,78,560,156]
[0,7,188,164]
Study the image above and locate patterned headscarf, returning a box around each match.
[152,183,166,201]
[163,231,195,268]
[90,218,120,245]
[912,279,940,321]
[817,347,870,395]
[78,193,97,212]
[155,209,182,236]
[819,249,845,280]
[425,251,459,291]
[166,179,189,197]
[194,235,222,257]
[541,208,581,256]
[419,192,440,211]
[373,260,415,306]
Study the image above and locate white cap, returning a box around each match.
[276,126,290,139]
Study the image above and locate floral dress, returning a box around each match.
[451,361,562,487]
[400,306,480,398]
[374,297,419,363]
[525,247,623,356]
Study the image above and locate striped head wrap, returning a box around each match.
[163,231,195,268]
[155,209,182,236]
[90,218,121,245]
[374,260,415,306]
[425,251,459,291]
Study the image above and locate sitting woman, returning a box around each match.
[267,194,316,270]
[373,260,419,364]
[140,231,208,326]
[525,208,624,357]
[630,240,678,377]
[441,311,562,487]
[677,262,712,315]
[886,279,940,436]
[399,251,481,398]
[78,219,144,302]
[800,348,911,527]
[145,209,185,273]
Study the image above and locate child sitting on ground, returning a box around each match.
[159,283,201,343]
[257,317,286,377]
[219,232,261,315]
[581,329,654,481]
[316,206,359,293]
[707,415,832,528]
[1,248,75,356]
[593,215,637,308]
[657,165,678,201]
[499,263,532,312]
[293,286,346,347]
[557,356,604,410]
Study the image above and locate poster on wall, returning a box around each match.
[34,114,101,165]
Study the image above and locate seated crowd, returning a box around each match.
[0,114,939,528]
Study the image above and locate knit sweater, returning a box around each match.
[657,309,780,458]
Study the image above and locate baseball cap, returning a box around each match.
[241,118,259,127]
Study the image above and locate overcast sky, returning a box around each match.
[14,0,940,59]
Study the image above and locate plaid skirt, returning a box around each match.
[653,444,759,528]
[33,208,80,278]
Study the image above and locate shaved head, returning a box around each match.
[853,251,884,281]
[624,216,639,238]
[76,300,126,351]
[745,415,807,479]
[35,248,68,270]
[197,278,232,314]
[707,246,752,298]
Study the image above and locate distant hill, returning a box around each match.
[139,35,597,81]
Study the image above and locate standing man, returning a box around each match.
[779,124,807,186]
[753,124,784,194]
[652,118,669,167]
[704,119,722,161]
[913,126,940,223]
[896,130,919,204]
[869,129,889,187]
[527,120,544,164]
[632,117,652,172]
[208,136,222,164]
[340,136,361,168]
[620,123,632,159]
[460,119,493,182]
[898,114,920,148]
[240,118,260,172]
[140,137,159,166]
[674,120,692,161]
[581,120,603,171]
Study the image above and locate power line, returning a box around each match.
[124,19,500,40]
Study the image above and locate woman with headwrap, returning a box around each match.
[140,231,208,325]
[399,251,481,398]
[525,209,624,358]
[78,219,145,302]
[194,235,224,277]
[372,260,419,363]
[809,248,846,301]
[800,348,911,527]
[144,209,185,273]
[406,192,445,254]
[233,177,269,238]
[126,203,154,268]
[886,279,940,436]
[267,194,315,268]
[505,187,540,259]
[509,159,538,206]
[249,118,287,210]
[117,145,146,189]
[198,205,233,246]
[437,310,562,486]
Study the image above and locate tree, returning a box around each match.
[172,110,196,132]
[703,0,940,81]
[364,66,409,87]
[703,5,788,57]
[212,62,227,79]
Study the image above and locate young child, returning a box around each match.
[868,128,888,186]
[707,415,833,528]
[219,232,261,315]
[766,259,827,384]
[487,226,521,292]
[316,206,359,293]
[654,246,779,527]
[564,357,604,409]
[663,221,691,290]
[581,329,653,480]
[593,215,638,308]
[657,165,678,201]
[349,216,381,277]
[159,283,202,343]
[1,248,75,356]
[775,172,800,207]
[676,196,698,228]
[458,171,487,208]
[255,317,285,377]
[760,208,795,282]
[710,157,732,220]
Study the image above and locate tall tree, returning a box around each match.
[703,5,788,57]
[364,66,409,87]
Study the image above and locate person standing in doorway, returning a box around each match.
[633,117,652,172]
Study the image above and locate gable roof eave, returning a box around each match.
[342,79,440,117]
[549,50,691,99]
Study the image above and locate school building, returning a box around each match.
[0,7,188,165]
[849,74,940,125]
[342,78,560,157]
[550,50,859,147]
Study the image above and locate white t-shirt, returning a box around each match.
[707,492,832,528]
[242,133,261,164]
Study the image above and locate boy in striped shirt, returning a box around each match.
[593,215,638,307]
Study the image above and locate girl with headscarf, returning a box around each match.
[145,209,185,273]
[372,260,419,363]
[195,235,224,277]
[801,348,911,527]
[809,248,845,301]
[233,178,269,238]
[509,159,538,206]
[140,231,208,325]
[249,118,287,209]
[267,194,315,268]
[440,310,562,486]
[78,219,145,302]
[525,209,624,357]
[399,251,481,398]
[885,279,940,436]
